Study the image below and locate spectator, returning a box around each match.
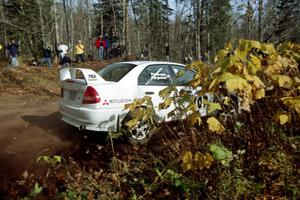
[95,35,106,61]
[7,40,19,67]
[60,52,71,68]
[57,42,68,60]
[143,47,149,60]
[111,31,119,49]
[104,33,110,59]
[75,40,85,63]
[140,50,144,60]
[40,46,52,69]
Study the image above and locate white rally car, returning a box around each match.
[59,61,208,144]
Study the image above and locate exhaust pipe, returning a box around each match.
[79,125,86,131]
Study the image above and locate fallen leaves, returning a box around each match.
[207,117,225,134]
[181,151,214,172]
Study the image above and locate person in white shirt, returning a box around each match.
[57,42,68,60]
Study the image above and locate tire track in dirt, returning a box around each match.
[0,98,75,181]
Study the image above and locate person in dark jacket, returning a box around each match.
[7,40,19,67]
[40,47,52,69]
[60,52,71,68]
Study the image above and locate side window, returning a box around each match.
[138,65,173,86]
[172,65,195,86]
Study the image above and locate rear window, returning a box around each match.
[97,63,136,82]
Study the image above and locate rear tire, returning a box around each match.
[128,120,154,145]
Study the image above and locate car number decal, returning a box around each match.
[88,74,97,81]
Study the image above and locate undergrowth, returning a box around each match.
[0,41,299,199]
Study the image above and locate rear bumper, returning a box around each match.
[59,101,124,132]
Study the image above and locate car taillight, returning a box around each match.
[61,88,64,98]
[82,86,100,104]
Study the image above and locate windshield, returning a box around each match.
[97,63,137,82]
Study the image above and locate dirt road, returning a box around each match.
[0,95,81,181]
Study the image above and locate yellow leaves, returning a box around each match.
[215,49,230,62]
[187,112,202,126]
[255,89,265,99]
[264,55,296,77]
[245,75,265,100]
[273,112,290,125]
[249,40,262,49]
[181,151,193,172]
[159,85,175,98]
[181,151,214,172]
[126,117,139,129]
[189,60,207,72]
[219,72,249,93]
[272,75,293,89]
[249,54,261,74]
[261,43,277,56]
[278,75,293,89]
[235,40,261,61]
[159,97,173,110]
[124,96,155,130]
[194,152,214,170]
[207,117,225,134]
[279,114,289,125]
[244,74,265,88]
[208,102,222,114]
[281,97,300,116]
[223,96,230,105]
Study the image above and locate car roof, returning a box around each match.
[117,60,185,66]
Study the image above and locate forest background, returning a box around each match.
[0,0,299,63]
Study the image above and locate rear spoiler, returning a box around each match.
[59,67,106,85]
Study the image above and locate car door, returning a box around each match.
[138,64,174,121]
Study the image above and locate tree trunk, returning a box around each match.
[122,0,126,56]
[125,0,131,56]
[258,0,263,41]
[62,0,70,43]
[53,0,60,50]
[246,0,252,39]
[111,0,117,34]
[37,0,46,46]
[69,0,74,57]
[195,0,202,60]
[85,0,92,53]
[0,0,6,59]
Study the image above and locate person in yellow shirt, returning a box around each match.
[74,40,85,63]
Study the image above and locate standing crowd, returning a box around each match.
[1,31,121,69]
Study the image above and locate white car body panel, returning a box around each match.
[59,61,208,132]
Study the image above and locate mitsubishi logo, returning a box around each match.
[103,99,109,105]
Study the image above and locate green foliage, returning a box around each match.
[20,182,43,200]
[216,169,263,200]
[156,169,190,195]
[37,155,62,167]
[59,189,89,200]
[209,144,233,167]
